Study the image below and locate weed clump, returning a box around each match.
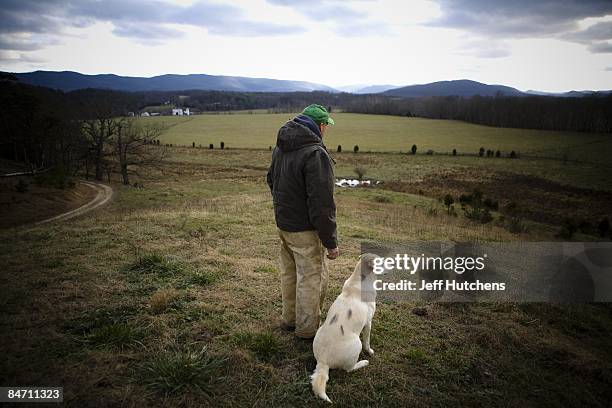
[140,345,225,398]
[354,166,366,180]
[88,323,143,349]
[127,253,186,277]
[373,195,392,203]
[150,288,181,313]
[189,270,220,286]
[234,332,283,362]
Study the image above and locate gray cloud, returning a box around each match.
[0,0,306,62]
[112,23,186,44]
[267,0,386,37]
[563,21,612,43]
[0,50,47,64]
[561,21,612,53]
[605,67,612,71]
[589,42,612,53]
[428,0,612,55]
[268,0,367,21]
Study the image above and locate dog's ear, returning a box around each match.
[360,253,379,280]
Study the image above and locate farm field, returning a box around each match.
[147,112,612,164]
[1,145,611,407]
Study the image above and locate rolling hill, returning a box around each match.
[383,79,524,97]
[12,71,338,93]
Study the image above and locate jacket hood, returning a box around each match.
[276,114,323,152]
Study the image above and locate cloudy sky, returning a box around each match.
[1,0,611,92]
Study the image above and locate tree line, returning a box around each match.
[344,94,612,133]
[0,74,165,184]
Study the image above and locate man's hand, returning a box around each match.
[327,247,339,260]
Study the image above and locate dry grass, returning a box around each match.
[0,147,611,407]
[150,288,181,314]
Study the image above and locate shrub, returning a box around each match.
[510,150,517,158]
[15,179,28,193]
[483,198,499,210]
[34,169,74,189]
[192,142,195,148]
[504,201,519,215]
[479,147,485,157]
[353,145,359,153]
[209,144,213,149]
[558,217,578,239]
[220,142,225,150]
[452,149,457,156]
[426,149,434,155]
[411,144,417,155]
[337,145,342,153]
[354,166,366,180]
[426,204,438,217]
[598,217,610,237]
[140,345,225,398]
[443,194,454,214]
[577,219,594,235]
[464,206,492,223]
[150,288,181,313]
[505,216,528,234]
[495,150,501,158]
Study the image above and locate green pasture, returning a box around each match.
[147,112,612,164]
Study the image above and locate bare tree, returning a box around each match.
[82,117,121,181]
[114,119,167,185]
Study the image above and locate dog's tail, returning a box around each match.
[311,362,331,403]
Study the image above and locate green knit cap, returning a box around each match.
[302,104,335,125]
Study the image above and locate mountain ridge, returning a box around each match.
[8,70,612,97]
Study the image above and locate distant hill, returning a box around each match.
[337,84,400,94]
[383,79,524,97]
[12,70,338,93]
[525,89,612,97]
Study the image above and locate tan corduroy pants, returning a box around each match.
[278,229,329,338]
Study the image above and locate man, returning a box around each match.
[267,104,338,339]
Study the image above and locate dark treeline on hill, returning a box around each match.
[69,86,612,134]
[344,94,612,133]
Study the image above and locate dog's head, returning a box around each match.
[359,253,384,281]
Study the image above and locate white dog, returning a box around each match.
[311,253,382,403]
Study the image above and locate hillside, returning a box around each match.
[12,71,338,93]
[383,79,524,97]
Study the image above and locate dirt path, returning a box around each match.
[34,180,113,226]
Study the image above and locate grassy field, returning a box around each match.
[1,145,611,407]
[148,112,612,164]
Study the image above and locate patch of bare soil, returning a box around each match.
[0,178,98,228]
[385,168,612,226]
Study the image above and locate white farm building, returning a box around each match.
[171,108,190,116]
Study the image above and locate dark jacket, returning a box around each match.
[267,114,337,249]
